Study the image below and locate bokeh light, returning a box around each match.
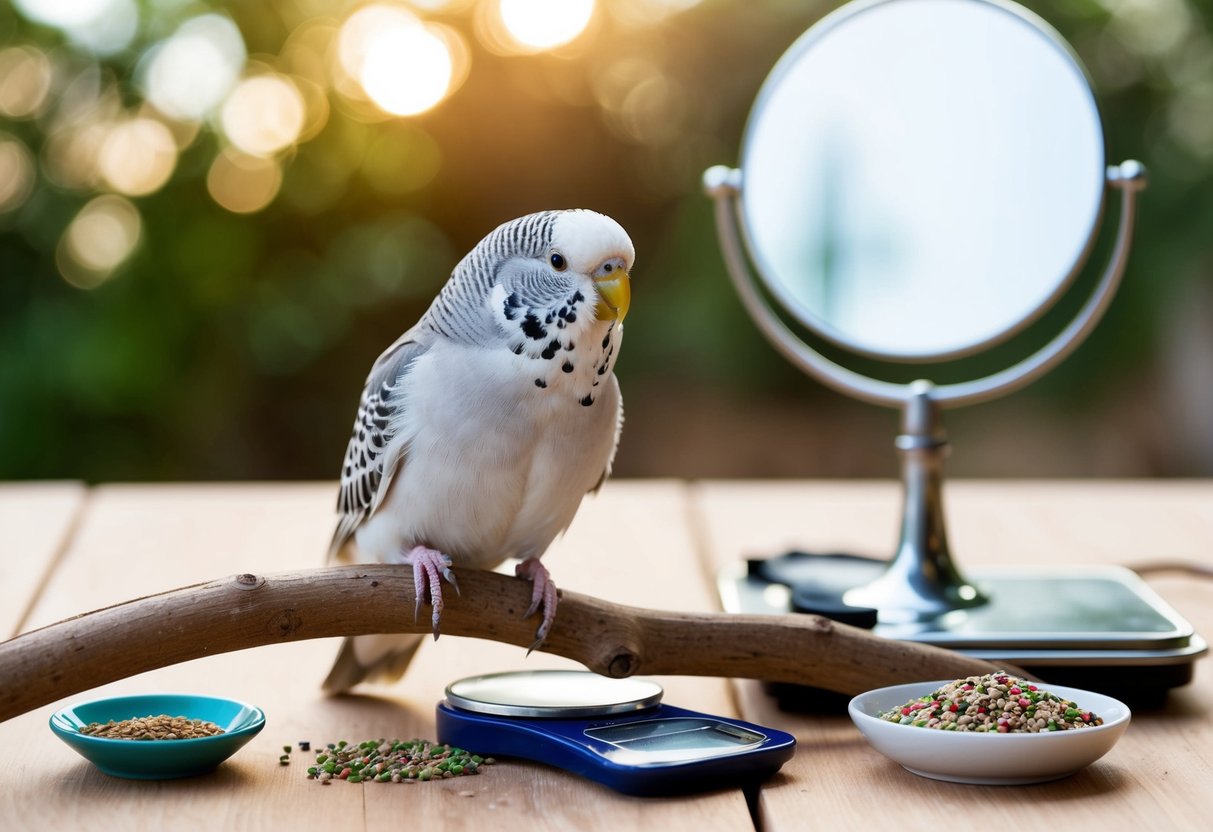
[1105,0,1193,58]
[220,74,307,157]
[0,46,53,119]
[360,26,453,116]
[281,19,337,87]
[607,0,704,27]
[141,14,248,121]
[12,0,103,27]
[56,195,142,288]
[145,102,203,150]
[98,117,178,196]
[0,135,36,214]
[499,0,595,50]
[207,149,283,214]
[289,76,332,144]
[48,64,115,132]
[43,121,109,190]
[12,0,138,56]
[591,56,684,145]
[407,0,470,10]
[336,4,462,117]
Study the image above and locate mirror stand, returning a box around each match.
[704,0,1204,696]
[842,381,987,622]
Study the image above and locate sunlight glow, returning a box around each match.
[57,195,141,288]
[142,14,247,121]
[407,0,466,10]
[98,117,178,195]
[221,75,307,157]
[361,26,453,116]
[337,5,457,117]
[207,149,283,214]
[0,135,36,214]
[499,0,595,50]
[608,0,703,27]
[43,120,108,190]
[593,58,685,146]
[0,46,53,119]
[12,0,138,55]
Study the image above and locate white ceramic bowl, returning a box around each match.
[848,680,1131,785]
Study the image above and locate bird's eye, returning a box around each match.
[550,252,567,271]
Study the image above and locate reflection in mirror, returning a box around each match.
[741,0,1106,360]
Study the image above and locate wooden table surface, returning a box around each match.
[1,480,1211,830]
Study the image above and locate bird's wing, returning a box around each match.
[589,376,623,495]
[328,335,429,561]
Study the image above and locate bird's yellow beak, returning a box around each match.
[594,270,631,322]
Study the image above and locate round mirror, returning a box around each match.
[739,0,1106,360]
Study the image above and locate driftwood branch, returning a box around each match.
[0,565,1004,722]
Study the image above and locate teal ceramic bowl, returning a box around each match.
[50,694,265,779]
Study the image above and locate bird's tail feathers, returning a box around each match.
[321,634,424,694]
[327,516,362,563]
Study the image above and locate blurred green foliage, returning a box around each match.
[1,0,1211,482]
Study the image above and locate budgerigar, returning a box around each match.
[322,210,634,693]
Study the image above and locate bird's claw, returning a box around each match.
[515,558,559,654]
[400,546,456,640]
[443,567,461,597]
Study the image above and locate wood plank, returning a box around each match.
[0,481,752,831]
[0,481,86,638]
[692,480,1213,832]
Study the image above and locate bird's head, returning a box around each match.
[474,210,635,357]
[547,210,634,323]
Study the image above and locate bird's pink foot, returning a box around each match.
[398,545,459,639]
[515,557,559,651]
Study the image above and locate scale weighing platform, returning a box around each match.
[436,670,796,796]
[719,552,1207,705]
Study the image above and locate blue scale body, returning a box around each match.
[436,701,796,796]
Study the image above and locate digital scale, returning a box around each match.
[435,670,796,796]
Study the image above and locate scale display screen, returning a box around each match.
[586,717,764,752]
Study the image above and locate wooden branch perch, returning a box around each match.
[0,565,1004,723]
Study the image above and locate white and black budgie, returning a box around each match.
[323,210,634,693]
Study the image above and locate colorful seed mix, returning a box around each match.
[303,738,493,784]
[878,672,1104,733]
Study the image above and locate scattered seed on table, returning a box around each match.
[878,671,1104,733]
[301,739,493,784]
[80,715,225,740]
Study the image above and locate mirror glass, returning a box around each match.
[740,0,1106,360]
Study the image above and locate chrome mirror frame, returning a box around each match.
[703,0,1148,622]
